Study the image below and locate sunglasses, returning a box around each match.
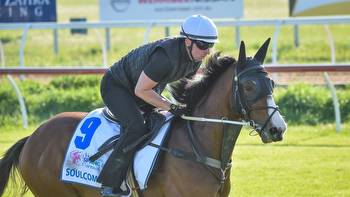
[193,40,214,50]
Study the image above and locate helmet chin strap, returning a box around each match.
[187,41,196,62]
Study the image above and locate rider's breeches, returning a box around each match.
[99,71,148,187]
[100,71,147,135]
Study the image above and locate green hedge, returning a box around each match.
[0,76,103,126]
[0,76,350,126]
[274,83,350,125]
[0,84,21,125]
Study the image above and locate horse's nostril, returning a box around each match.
[270,127,283,141]
[270,127,278,134]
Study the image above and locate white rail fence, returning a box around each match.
[1,16,350,131]
[1,16,350,67]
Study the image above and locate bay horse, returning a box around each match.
[0,39,287,197]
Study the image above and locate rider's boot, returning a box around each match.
[97,132,137,196]
[100,185,130,197]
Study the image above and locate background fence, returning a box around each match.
[1,16,350,131]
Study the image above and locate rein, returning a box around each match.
[148,114,246,190]
[180,115,244,197]
[183,116,243,182]
[181,115,254,127]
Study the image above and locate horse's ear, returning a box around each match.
[237,41,246,68]
[254,38,271,64]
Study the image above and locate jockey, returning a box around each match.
[98,14,218,196]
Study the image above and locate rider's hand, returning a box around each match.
[218,55,235,66]
[169,104,187,117]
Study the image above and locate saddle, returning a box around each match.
[89,108,166,163]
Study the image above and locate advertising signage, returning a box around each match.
[289,0,350,16]
[0,0,57,23]
[100,0,243,21]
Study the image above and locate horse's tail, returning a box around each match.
[0,136,29,196]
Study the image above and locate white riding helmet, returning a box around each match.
[180,15,219,43]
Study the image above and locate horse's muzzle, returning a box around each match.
[260,127,284,143]
[270,127,284,141]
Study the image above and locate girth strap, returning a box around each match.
[186,120,225,181]
[186,121,205,163]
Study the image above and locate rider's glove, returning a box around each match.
[169,104,187,117]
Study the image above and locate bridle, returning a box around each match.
[175,61,280,195]
[232,61,280,133]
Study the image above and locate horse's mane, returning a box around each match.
[169,52,236,111]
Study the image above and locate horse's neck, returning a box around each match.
[191,65,239,159]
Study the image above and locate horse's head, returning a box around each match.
[232,38,287,143]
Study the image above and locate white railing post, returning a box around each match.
[105,28,111,51]
[53,29,59,54]
[144,22,155,44]
[94,29,108,67]
[323,24,341,132]
[293,25,299,47]
[272,20,282,64]
[0,40,28,128]
[19,24,31,80]
[165,26,170,37]
[235,25,240,49]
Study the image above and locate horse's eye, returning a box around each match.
[243,80,256,92]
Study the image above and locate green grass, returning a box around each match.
[1,124,349,196]
[231,124,350,197]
